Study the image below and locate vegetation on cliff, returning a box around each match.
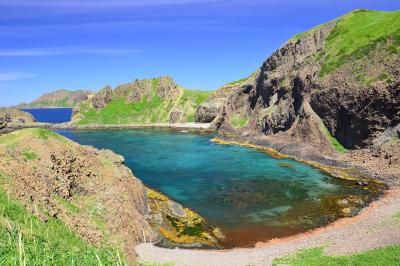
[73,76,211,125]
[16,89,94,108]
[0,128,156,262]
[319,9,400,76]
[196,9,400,157]
[0,180,125,265]
[0,109,36,129]
[0,128,223,263]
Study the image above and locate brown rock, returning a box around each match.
[0,128,157,260]
[91,85,113,110]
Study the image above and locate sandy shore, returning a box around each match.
[136,188,400,266]
[6,122,212,131]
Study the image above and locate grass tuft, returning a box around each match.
[23,149,38,161]
[321,124,347,153]
[231,114,250,129]
[52,195,80,214]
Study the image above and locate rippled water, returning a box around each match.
[57,129,378,247]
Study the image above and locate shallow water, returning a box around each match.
[57,129,378,247]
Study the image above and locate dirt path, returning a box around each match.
[136,188,400,266]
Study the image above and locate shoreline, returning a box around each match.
[211,137,387,186]
[136,187,400,266]
[134,134,399,265]
[6,122,212,131]
[4,122,399,265]
[18,107,74,109]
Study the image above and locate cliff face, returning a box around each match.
[0,128,156,260]
[0,128,223,260]
[197,10,400,157]
[16,89,95,108]
[73,76,211,124]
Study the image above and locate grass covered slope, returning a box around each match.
[0,128,155,262]
[0,109,36,128]
[198,9,400,154]
[74,76,211,125]
[0,180,124,265]
[16,89,94,108]
[319,9,400,76]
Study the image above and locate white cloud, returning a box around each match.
[0,72,36,81]
[0,47,140,57]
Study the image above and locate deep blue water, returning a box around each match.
[57,129,372,247]
[21,108,73,123]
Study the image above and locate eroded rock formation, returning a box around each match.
[196,10,400,159]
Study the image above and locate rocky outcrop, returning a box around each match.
[197,10,400,158]
[73,76,211,125]
[310,83,400,148]
[0,128,221,260]
[146,189,223,248]
[0,109,36,126]
[156,76,182,100]
[15,89,94,108]
[113,76,182,103]
[0,128,155,260]
[195,85,237,123]
[169,109,182,123]
[91,85,113,110]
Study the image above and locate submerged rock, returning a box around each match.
[146,189,224,248]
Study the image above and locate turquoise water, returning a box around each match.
[57,129,374,247]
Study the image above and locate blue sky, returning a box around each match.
[1,0,399,106]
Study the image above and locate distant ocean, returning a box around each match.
[21,108,73,123]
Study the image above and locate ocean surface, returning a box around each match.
[21,108,73,123]
[58,129,374,247]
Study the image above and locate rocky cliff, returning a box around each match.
[0,128,156,260]
[196,9,400,160]
[16,89,95,108]
[0,109,36,129]
[72,76,211,125]
[0,128,222,262]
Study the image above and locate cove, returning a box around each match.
[57,129,381,248]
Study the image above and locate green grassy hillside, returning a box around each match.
[0,177,125,265]
[75,77,211,125]
[17,90,94,108]
[319,9,400,75]
[25,97,70,108]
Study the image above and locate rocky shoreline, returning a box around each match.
[136,187,400,266]
[1,119,399,266]
[211,132,397,187]
[6,121,395,188]
[0,128,224,262]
